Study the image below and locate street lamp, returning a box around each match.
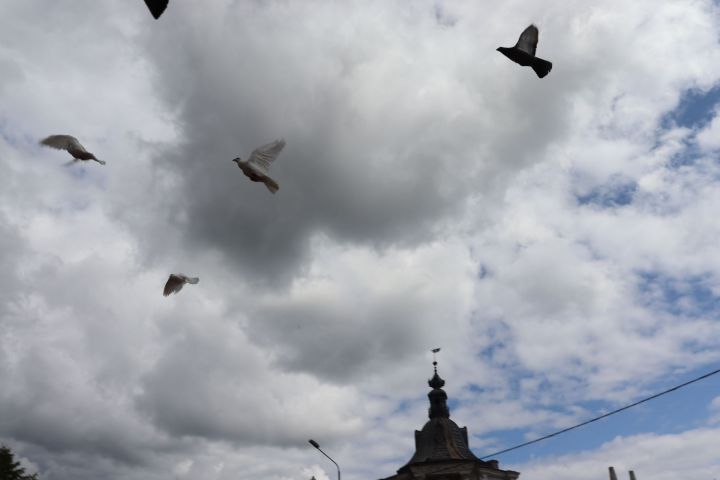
[308,439,341,480]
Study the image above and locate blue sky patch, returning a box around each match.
[576,181,637,208]
[477,366,720,466]
[478,264,489,279]
[636,271,720,317]
[662,84,720,129]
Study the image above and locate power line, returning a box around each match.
[424,365,720,477]
[478,365,720,459]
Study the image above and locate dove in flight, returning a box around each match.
[497,25,553,78]
[163,274,199,297]
[39,135,105,166]
[144,0,169,19]
[232,139,286,194]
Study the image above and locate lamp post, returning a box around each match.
[308,439,341,480]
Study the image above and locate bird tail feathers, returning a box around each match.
[95,159,106,165]
[263,177,279,194]
[187,277,199,284]
[531,58,552,78]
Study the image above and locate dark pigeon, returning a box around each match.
[144,0,169,19]
[497,24,552,78]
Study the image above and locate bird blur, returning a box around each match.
[163,274,199,297]
[497,25,553,78]
[144,0,169,19]
[232,139,286,194]
[39,135,106,166]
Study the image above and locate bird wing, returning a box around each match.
[163,274,185,296]
[515,24,539,56]
[248,139,286,172]
[144,0,169,19]
[40,135,87,153]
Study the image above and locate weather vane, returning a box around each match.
[431,347,441,367]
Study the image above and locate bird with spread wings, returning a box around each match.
[39,135,106,166]
[497,25,553,78]
[232,139,286,194]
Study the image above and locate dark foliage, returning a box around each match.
[0,445,38,480]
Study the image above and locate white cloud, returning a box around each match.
[710,396,720,425]
[696,107,720,150]
[519,427,720,480]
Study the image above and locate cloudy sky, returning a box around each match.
[2,0,720,479]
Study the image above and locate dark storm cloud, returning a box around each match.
[136,1,572,284]
[246,282,459,382]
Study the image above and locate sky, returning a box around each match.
[1,1,720,479]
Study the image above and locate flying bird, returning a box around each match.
[497,25,553,78]
[232,139,286,194]
[144,0,169,19]
[39,135,105,166]
[163,274,199,297]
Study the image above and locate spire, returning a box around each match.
[428,347,449,419]
[394,349,520,479]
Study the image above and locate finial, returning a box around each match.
[428,348,445,390]
[427,347,449,418]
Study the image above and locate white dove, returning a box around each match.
[39,135,106,165]
[163,274,199,297]
[232,139,286,193]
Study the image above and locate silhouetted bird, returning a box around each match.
[497,25,552,78]
[232,139,286,194]
[39,135,105,166]
[163,274,199,297]
[144,0,169,19]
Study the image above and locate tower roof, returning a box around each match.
[400,360,482,470]
[381,351,520,480]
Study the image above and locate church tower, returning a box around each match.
[379,354,520,480]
